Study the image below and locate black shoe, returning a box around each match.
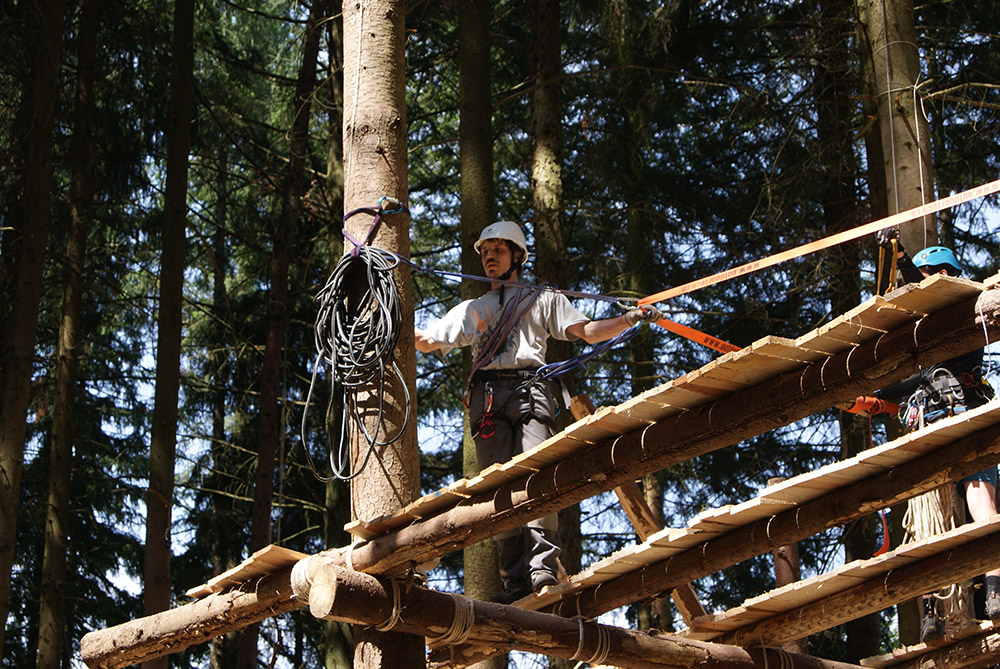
[920,613,943,643]
[531,571,558,592]
[987,592,1000,620]
[490,583,532,605]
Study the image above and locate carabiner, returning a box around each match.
[478,384,496,438]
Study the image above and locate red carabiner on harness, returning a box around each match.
[479,414,496,438]
[478,386,496,438]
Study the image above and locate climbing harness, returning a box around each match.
[900,365,994,429]
[467,371,548,439]
[301,198,411,481]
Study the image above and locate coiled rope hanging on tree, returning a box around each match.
[302,199,410,481]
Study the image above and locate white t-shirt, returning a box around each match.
[424,288,589,370]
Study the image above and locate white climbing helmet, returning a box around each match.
[473,221,529,263]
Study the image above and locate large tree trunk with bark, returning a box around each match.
[0,0,65,656]
[319,3,354,666]
[36,0,97,664]
[142,2,194,668]
[342,1,421,666]
[855,0,936,251]
[527,6,582,667]
[855,0,933,644]
[457,6,504,666]
[817,0,881,660]
[207,149,240,669]
[238,3,327,665]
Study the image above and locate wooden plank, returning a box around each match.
[883,274,984,314]
[698,354,782,387]
[675,368,748,395]
[591,407,654,435]
[744,335,826,363]
[612,396,681,423]
[638,381,725,409]
[842,295,921,332]
[185,545,308,598]
[698,517,1000,646]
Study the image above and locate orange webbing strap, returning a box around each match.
[638,179,1000,308]
[653,317,741,354]
[874,509,891,557]
[843,396,899,415]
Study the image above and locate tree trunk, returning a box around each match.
[320,4,353,667]
[613,13,670,633]
[238,2,327,665]
[207,149,239,669]
[855,0,932,645]
[818,0,881,659]
[527,12,585,666]
[342,1,421,666]
[457,5,504,668]
[36,0,96,665]
[0,0,66,656]
[855,0,935,251]
[142,2,194,668]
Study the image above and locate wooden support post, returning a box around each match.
[299,561,863,669]
[570,394,707,624]
[79,566,303,668]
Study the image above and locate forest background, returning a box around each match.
[2,0,1000,667]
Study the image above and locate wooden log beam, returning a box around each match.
[891,629,1000,669]
[79,288,1000,664]
[79,566,305,668]
[715,518,1000,648]
[434,640,866,669]
[544,417,1000,619]
[302,561,863,669]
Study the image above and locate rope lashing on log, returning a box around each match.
[569,617,611,666]
[426,593,475,647]
[374,578,403,631]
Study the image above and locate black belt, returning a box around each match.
[471,368,539,384]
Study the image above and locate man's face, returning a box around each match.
[479,238,513,279]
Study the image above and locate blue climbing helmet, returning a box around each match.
[913,246,962,277]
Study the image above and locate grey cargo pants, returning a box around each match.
[468,373,561,588]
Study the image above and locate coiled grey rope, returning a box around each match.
[302,244,411,481]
